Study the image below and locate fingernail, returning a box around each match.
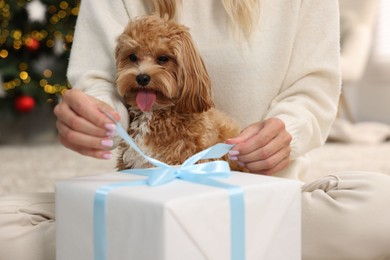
[104,123,116,131]
[229,150,240,156]
[102,152,112,160]
[226,138,234,144]
[101,139,114,147]
[237,161,245,167]
[106,130,116,137]
[229,155,238,161]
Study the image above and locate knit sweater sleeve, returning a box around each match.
[264,0,342,159]
[66,0,135,128]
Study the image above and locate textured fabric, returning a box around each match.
[66,0,342,180]
[0,193,55,260]
[302,172,390,260]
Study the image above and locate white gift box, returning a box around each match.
[56,171,301,260]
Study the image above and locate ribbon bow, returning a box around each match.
[94,112,245,260]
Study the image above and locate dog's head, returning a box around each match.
[115,15,213,113]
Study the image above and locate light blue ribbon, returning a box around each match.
[93,117,245,260]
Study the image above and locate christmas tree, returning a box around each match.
[0,0,79,115]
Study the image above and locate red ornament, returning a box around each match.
[25,37,40,51]
[14,95,36,113]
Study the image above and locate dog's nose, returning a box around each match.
[136,74,151,86]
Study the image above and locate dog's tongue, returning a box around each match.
[136,89,157,112]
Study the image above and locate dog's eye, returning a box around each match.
[129,53,138,62]
[157,55,169,65]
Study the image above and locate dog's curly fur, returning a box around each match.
[115,15,242,171]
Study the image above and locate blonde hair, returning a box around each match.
[151,0,260,38]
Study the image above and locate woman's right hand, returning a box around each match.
[54,89,121,159]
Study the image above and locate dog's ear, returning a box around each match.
[174,31,214,113]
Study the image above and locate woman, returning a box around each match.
[1,0,389,259]
[57,0,339,179]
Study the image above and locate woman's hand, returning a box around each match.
[226,118,292,175]
[54,89,121,159]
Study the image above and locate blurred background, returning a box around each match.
[0,0,77,144]
[338,0,390,124]
[0,0,389,195]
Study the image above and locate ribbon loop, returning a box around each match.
[181,143,234,167]
[121,143,234,187]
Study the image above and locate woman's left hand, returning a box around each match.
[226,118,292,175]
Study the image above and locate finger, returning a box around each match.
[259,157,291,176]
[55,101,110,138]
[235,118,286,155]
[59,135,113,160]
[57,120,115,152]
[245,150,291,175]
[63,89,120,128]
[98,107,121,123]
[245,146,290,171]
[238,131,292,162]
[251,157,290,176]
[226,122,263,145]
[226,123,264,159]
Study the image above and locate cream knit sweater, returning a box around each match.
[67,0,341,181]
